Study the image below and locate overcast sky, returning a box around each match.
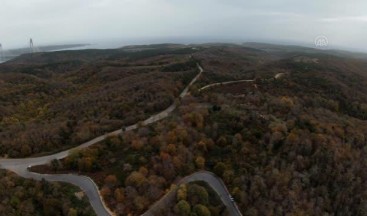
[1,0,367,51]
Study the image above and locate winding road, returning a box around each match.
[0,64,243,216]
[142,171,242,216]
[199,79,254,92]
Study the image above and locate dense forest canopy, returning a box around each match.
[0,169,95,216]
[1,43,367,215]
[0,46,198,157]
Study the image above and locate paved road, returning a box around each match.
[0,64,244,216]
[142,171,243,216]
[21,171,113,216]
[0,64,204,216]
[199,79,254,92]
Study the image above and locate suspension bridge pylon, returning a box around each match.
[30,38,34,53]
[0,43,3,62]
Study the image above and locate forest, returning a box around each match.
[0,169,95,216]
[3,44,367,215]
[163,182,227,216]
[0,46,198,157]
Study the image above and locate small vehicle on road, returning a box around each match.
[229,195,235,202]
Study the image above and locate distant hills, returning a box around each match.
[243,42,367,59]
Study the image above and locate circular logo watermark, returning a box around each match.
[314,35,329,48]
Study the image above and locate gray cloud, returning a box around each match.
[1,0,367,51]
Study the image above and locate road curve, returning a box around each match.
[142,171,243,216]
[199,79,254,92]
[0,65,244,216]
[0,64,204,216]
[19,171,113,216]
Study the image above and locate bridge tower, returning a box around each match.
[29,38,34,53]
[0,43,3,62]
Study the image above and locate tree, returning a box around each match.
[106,135,121,147]
[217,136,227,147]
[68,208,78,216]
[78,157,93,172]
[64,149,80,169]
[43,198,62,216]
[196,140,208,152]
[133,196,149,211]
[177,184,187,201]
[21,144,32,156]
[114,188,125,203]
[104,175,118,187]
[139,166,149,177]
[131,139,144,150]
[174,200,191,216]
[183,112,204,129]
[195,156,205,169]
[100,186,111,198]
[223,170,234,182]
[188,184,209,205]
[167,144,177,155]
[51,159,60,172]
[193,204,211,216]
[279,96,294,113]
[214,162,226,177]
[172,156,183,171]
[125,171,146,188]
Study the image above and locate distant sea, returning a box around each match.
[0,36,234,64]
[0,58,11,64]
[0,44,90,64]
[0,39,168,64]
[0,40,150,63]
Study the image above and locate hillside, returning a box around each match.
[23,44,367,215]
[0,46,199,157]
